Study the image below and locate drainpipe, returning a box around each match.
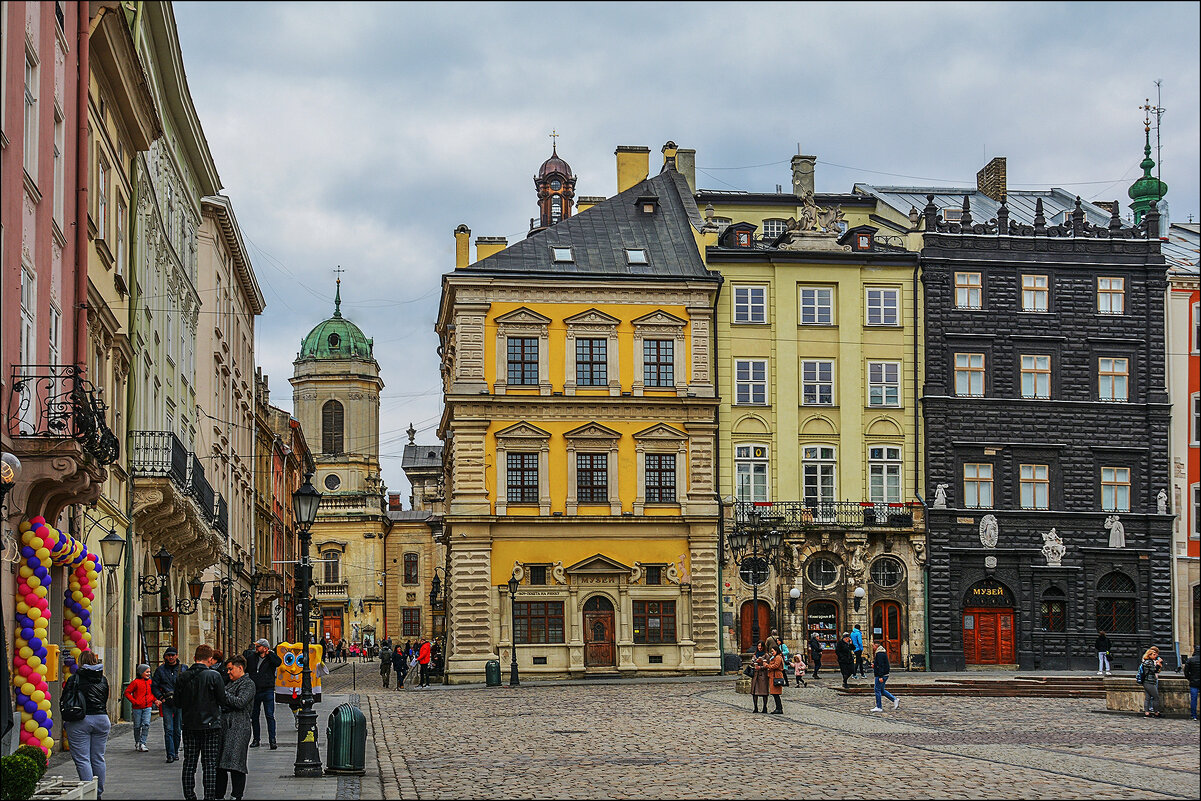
[73,2,89,370]
[913,256,932,671]
[710,268,725,674]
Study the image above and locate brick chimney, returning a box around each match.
[388,492,401,512]
[976,157,1007,202]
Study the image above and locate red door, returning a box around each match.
[872,601,903,665]
[739,600,771,653]
[963,608,1015,665]
[583,596,616,667]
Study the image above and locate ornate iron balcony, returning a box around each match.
[189,455,215,523]
[733,500,918,530]
[213,494,229,535]
[130,430,191,492]
[8,364,119,465]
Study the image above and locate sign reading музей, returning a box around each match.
[965,579,1014,608]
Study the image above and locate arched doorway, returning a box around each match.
[963,579,1016,665]
[806,599,840,658]
[583,595,616,667]
[739,600,771,653]
[872,600,903,665]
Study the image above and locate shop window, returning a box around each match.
[514,601,565,644]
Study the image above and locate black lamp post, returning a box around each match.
[728,510,785,651]
[138,546,174,597]
[291,472,322,778]
[176,576,204,615]
[98,529,126,571]
[506,575,520,686]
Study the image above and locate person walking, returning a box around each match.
[216,655,255,801]
[175,644,231,801]
[61,651,112,800]
[418,637,433,687]
[379,641,392,688]
[242,638,281,750]
[1183,645,1200,721]
[835,632,857,689]
[808,632,823,680]
[392,642,408,690]
[749,641,770,713]
[1095,630,1113,675]
[778,639,791,687]
[123,663,157,752]
[152,647,184,763]
[870,639,899,712]
[766,645,786,714]
[851,625,866,678]
[791,652,807,687]
[1138,646,1164,717]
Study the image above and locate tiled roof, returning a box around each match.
[402,443,443,470]
[387,509,432,522]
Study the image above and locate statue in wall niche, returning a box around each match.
[1041,528,1066,567]
[979,514,999,548]
[675,553,691,584]
[933,484,949,509]
[848,542,867,579]
[1157,489,1168,515]
[1104,515,1126,548]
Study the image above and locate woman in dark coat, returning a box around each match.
[808,633,823,679]
[766,646,786,714]
[835,632,857,688]
[750,640,770,713]
[392,643,408,690]
[217,655,256,801]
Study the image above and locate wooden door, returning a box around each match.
[997,611,1015,663]
[739,600,771,653]
[963,608,1015,665]
[583,596,615,667]
[323,614,343,646]
[872,601,903,665]
[976,613,998,663]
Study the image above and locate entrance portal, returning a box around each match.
[872,600,903,665]
[806,600,840,658]
[739,600,771,653]
[962,579,1016,665]
[583,595,616,667]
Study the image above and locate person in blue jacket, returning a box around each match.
[851,625,865,678]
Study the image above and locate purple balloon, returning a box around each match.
[29,637,42,650]
[33,710,47,724]
[34,567,49,580]
[20,627,33,640]
[20,546,34,558]
[23,700,37,714]
[27,556,41,569]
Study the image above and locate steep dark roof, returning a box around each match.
[387,509,432,523]
[459,168,713,280]
[402,443,443,470]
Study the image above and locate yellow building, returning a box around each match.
[437,144,722,682]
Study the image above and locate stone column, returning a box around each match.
[617,580,635,675]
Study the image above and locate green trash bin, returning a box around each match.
[485,659,502,686]
[325,702,367,775]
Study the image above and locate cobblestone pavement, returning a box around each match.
[364,677,1200,800]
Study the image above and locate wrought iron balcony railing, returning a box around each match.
[189,455,216,523]
[8,364,119,464]
[733,500,919,529]
[213,494,229,535]
[130,431,191,491]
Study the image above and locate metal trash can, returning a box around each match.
[485,659,502,686]
[325,702,367,775]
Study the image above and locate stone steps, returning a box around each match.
[835,675,1107,698]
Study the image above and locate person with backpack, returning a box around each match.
[1137,646,1164,717]
[122,663,157,752]
[175,644,231,801]
[61,651,111,799]
[152,647,184,763]
[778,639,791,687]
[851,624,866,678]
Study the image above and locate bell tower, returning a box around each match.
[534,132,576,229]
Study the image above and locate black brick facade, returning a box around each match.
[920,230,1173,671]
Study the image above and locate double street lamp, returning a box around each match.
[727,509,786,650]
[506,575,520,686]
[291,472,323,778]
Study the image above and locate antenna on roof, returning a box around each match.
[1152,80,1165,202]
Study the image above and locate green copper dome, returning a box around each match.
[1128,123,1167,224]
[297,280,374,361]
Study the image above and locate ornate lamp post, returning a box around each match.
[138,547,174,597]
[98,529,126,572]
[728,510,786,650]
[291,472,322,778]
[506,575,520,686]
[176,576,204,616]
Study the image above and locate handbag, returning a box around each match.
[773,677,786,687]
[743,665,753,678]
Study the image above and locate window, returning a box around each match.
[1192,393,1199,446]
[801,360,834,405]
[954,353,985,397]
[506,452,539,504]
[735,444,769,503]
[513,601,565,644]
[1019,464,1050,509]
[645,453,676,503]
[710,216,732,232]
[626,249,647,265]
[1020,355,1051,399]
[1021,274,1048,311]
[96,157,110,239]
[576,453,608,503]
[963,463,993,508]
[115,199,127,278]
[402,608,420,638]
[802,446,836,507]
[1040,587,1066,632]
[643,340,674,387]
[739,557,769,586]
[550,179,561,191]
[734,286,767,324]
[761,218,788,240]
[18,267,37,377]
[528,566,547,585]
[799,287,833,325]
[24,53,37,177]
[806,557,839,589]
[1095,572,1136,633]
[48,306,61,367]
[322,552,340,584]
[1101,467,1130,512]
[1098,357,1128,401]
[506,337,539,385]
[575,338,607,386]
[644,566,662,585]
[53,110,64,224]
[403,553,419,585]
[1098,277,1124,314]
[955,272,982,309]
[321,400,344,454]
[551,247,573,262]
[633,600,676,644]
[735,359,767,404]
[323,474,340,491]
[868,362,900,407]
[550,196,562,224]
[868,446,902,503]
[870,557,903,588]
[866,287,899,326]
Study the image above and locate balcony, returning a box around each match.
[130,430,221,574]
[314,582,349,602]
[733,500,923,530]
[213,494,229,535]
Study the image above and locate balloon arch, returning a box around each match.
[11,515,101,755]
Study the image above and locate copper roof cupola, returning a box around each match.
[534,132,576,229]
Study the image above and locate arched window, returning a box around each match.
[870,556,904,589]
[1095,572,1136,633]
[1040,586,1066,632]
[403,553,419,585]
[322,399,344,455]
[322,551,340,584]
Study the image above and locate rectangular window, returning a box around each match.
[513,601,565,644]
[644,566,662,586]
[954,353,985,397]
[528,566,547,586]
[1192,393,1199,447]
[963,463,994,509]
[734,444,769,503]
[868,362,900,407]
[761,219,788,240]
[506,452,539,504]
[625,248,647,265]
[1098,277,1125,314]
[1020,355,1051,399]
[24,54,38,177]
[645,453,676,503]
[802,446,837,507]
[868,446,902,504]
[96,157,110,240]
[1101,467,1130,512]
[506,337,539,385]
[1020,464,1049,509]
[52,111,64,224]
[551,247,573,262]
[734,286,767,324]
[48,306,61,366]
[801,360,834,405]
[19,267,37,371]
[402,608,420,638]
[866,287,899,326]
[403,553,419,585]
[1098,357,1128,401]
[1021,274,1049,311]
[643,340,674,387]
[576,453,608,503]
[735,359,767,405]
[799,287,833,325]
[115,199,127,278]
[322,554,340,584]
[955,272,981,309]
[633,600,677,644]
[575,338,607,386]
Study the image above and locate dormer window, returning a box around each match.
[736,231,751,247]
[328,332,341,349]
[626,249,648,265]
[635,195,659,214]
[552,247,574,262]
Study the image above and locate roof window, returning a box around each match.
[626,249,648,265]
[552,247,574,263]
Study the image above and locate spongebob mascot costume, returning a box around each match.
[274,642,325,711]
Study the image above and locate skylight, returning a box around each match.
[552,247,574,262]
[626,249,648,265]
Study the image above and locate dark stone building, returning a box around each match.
[920,197,1173,671]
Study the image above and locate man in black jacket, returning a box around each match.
[151,647,184,763]
[871,639,899,712]
[1184,645,1200,721]
[1095,630,1112,675]
[835,632,857,688]
[175,644,229,801]
[243,638,281,749]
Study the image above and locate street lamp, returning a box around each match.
[853,585,866,612]
[176,576,204,615]
[291,472,322,778]
[728,510,787,651]
[138,546,174,597]
[789,586,801,613]
[506,575,520,686]
[98,529,126,571]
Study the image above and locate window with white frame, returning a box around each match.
[801,360,834,405]
[734,286,767,324]
[1098,357,1128,401]
[53,110,64,225]
[1019,464,1049,509]
[1101,467,1130,512]
[115,199,127,278]
[1193,302,1199,353]
[735,359,768,405]
[955,272,982,309]
[1192,392,1199,446]
[802,446,836,507]
[1098,277,1125,314]
[48,306,61,367]
[868,361,900,407]
[761,218,788,240]
[954,353,985,397]
[963,463,993,508]
[20,265,36,367]
[1192,484,1199,538]
[735,444,769,503]
[97,156,110,240]
[866,287,899,326]
[24,52,38,177]
[1020,354,1051,399]
[1021,274,1049,311]
[799,287,833,325]
[868,446,902,503]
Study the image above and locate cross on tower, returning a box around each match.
[333,265,345,282]
[550,130,558,147]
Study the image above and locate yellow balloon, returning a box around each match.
[19,521,32,532]
[21,681,36,696]
[33,617,48,630]
[35,548,51,561]
[34,586,47,598]
[71,617,83,629]
[28,656,41,667]
[81,598,91,609]
[38,699,51,711]
[71,591,83,602]
[19,565,32,578]
[42,736,55,751]
[26,575,41,588]
[35,727,48,740]
[16,602,29,616]
[82,632,91,642]
[84,560,95,570]
[31,690,45,703]
[24,719,37,732]
[29,537,43,549]
[19,648,33,660]
[27,608,41,621]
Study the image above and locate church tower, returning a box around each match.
[1128,104,1168,225]
[534,136,576,229]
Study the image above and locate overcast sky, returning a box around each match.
[173,1,1200,504]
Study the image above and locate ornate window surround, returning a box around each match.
[633,423,688,513]
[494,422,551,515]
[631,310,688,397]
[564,422,622,514]
[563,308,621,396]
[494,307,551,396]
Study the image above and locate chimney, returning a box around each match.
[475,236,507,261]
[576,196,605,213]
[791,153,816,197]
[615,145,650,194]
[676,148,696,195]
[976,157,1007,202]
[454,224,471,269]
[388,492,401,512]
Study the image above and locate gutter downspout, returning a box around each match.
[709,265,725,675]
[74,3,89,370]
[914,254,931,672]
[120,170,143,723]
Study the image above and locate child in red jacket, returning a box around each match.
[123,664,158,752]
